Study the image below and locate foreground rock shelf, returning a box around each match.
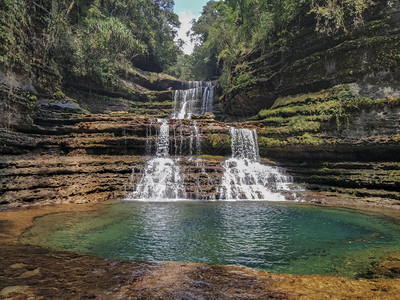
[1,243,400,299]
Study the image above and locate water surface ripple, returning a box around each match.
[22,201,400,279]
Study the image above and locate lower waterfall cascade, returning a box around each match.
[127,119,186,200]
[218,127,298,201]
[127,82,299,201]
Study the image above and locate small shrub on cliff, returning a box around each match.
[310,0,374,35]
[52,90,65,100]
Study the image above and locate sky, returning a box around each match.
[174,0,210,54]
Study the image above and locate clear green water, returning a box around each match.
[22,201,400,279]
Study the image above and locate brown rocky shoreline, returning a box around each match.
[1,243,400,299]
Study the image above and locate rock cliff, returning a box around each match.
[221,1,400,117]
[1,0,399,210]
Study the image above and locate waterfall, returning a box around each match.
[189,121,201,156]
[201,82,215,114]
[155,119,170,157]
[126,80,302,202]
[219,127,295,201]
[127,119,186,201]
[172,81,215,119]
[168,120,201,157]
[230,127,259,161]
[172,81,202,119]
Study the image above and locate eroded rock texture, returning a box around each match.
[0,1,399,210]
[221,1,400,117]
[1,242,400,299]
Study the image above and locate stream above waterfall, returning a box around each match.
[21,201,400,280]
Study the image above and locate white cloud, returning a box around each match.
[177,10,199,55]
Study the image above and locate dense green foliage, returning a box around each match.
[0,0,30,71]
[188,0,374,81]
[0,0,181,85]
[0,0,377,86]
[166,54,196,81]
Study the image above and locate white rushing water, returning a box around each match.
[128,82,298,201]
[127,119,186,200]
[172,81,214,119]
[201,82,215,115]
[219,127,295,201]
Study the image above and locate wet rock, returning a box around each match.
[0,286,29,297]
[366,254,400,279]
[18,268,40,279]
[9,263,27,269]
[40,100,81,113]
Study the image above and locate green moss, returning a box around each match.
[271,86,347,109]
[109,112,130,117]
[130,107,148,115]
[259,127,290,135]
[24,92,37,101]
[258,137,286,147]
[288,133,324,145]
[306,115,334,122]
[259,100,341,118]
[0,0,30,71]
[207,133,231,149]
[288,116,320,133]
[392,135,400,142]
[260,116,286,125]
[256,84,400,145]
[148,72,158,83]
[52,90,66,100]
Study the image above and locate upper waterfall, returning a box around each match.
[172,81,215,119]
[201,82,215,115]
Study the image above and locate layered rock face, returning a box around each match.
[1,91,399,209]
[1,80,400,208]
[0,155,144,207]
[214,0,400,207]
[221,1,400,117]
[0,154,228,208]
[1,1,399,210]
[0,88,235,207]
[249,84,400,205]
